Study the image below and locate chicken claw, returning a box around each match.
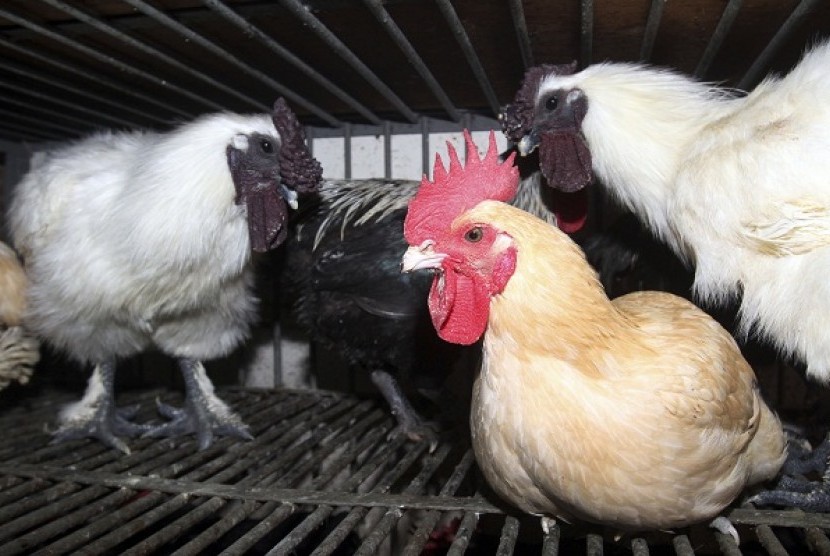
[709,516,740,545]
[745,433,830,512]
[52,362,149,454]
[780,433,830,476]
[370,370,440,452]
[143,359,252,450]
[540,517,557,535]
[748,472,830,513]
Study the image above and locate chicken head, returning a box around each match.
[402,131,519,345]
[227,98,322,253]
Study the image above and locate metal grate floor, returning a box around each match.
[0,387,829,555]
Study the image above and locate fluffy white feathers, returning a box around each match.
[533,42,830,380]
[9,112,278,364]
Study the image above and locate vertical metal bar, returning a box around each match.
[279,0,419,123]
[421,117,430,177]
[120,0,341,127]
[203,0,381,125]
[344,123,352,180]
[363,0,461,122]
[446,511,478,555]
[806,527,830,555]
[714,531,742,556]
[495,515,520,555]
[640,0,666,61]
[754,525,788,556]
[586,533,604,556]
[434,0,501,116]
[672,535,696,556]
[580,0,594,67]
[694,0,743,77]
[400,449,477,555]
[541,520,560,556]
[508,0,535,69]
[265,435,419,556]
[383,120,392,179]
[358,444,455,556]
[187,414,395,556]
[631,537,650,556]
[270,321,282,389]
[737,0,823,90]
[305,126,316,158]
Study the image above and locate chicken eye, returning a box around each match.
[545,95,558,111]
[259,139,274,153]
[465,227,484,243]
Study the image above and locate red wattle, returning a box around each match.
[428,270,490,345]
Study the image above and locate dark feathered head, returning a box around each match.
[500,62,593,234]
[227,98,322,253]
[500,62,578,143]
[272,97,322,194]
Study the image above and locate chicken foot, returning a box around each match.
[370,369,439,451]
[748,435,830,512]
[144,358,252,450]
[747,473,830,512]
[780,433,830,476]
[52,361,149,454]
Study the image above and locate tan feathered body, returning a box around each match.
[0,240,38,390]
[0,241,27,328]
[468,202,785,530]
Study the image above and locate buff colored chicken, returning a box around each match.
[401,131,786,537]
[0,241,38,391]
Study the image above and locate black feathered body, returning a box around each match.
[283,180,463,396]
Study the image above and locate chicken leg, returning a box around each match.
[144,358,252,450]
[53,361,148,454]
[370,369,438,450]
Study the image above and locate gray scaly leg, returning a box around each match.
[371,369,439,451]
[144,358,251,450]
[53,361,148,454]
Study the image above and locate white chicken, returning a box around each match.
[8,99,321,453]
[501,41,830,509]
[502,43,830,380]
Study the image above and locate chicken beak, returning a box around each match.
[517,132,540,156]
[280,185,299,210]
[401,241,446,273]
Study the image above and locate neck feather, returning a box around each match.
[576,64,740,247]
[472,203,624,367]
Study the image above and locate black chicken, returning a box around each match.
[281,157,556,444]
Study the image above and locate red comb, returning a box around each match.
[404,130,518,244]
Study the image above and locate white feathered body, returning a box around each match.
[537,42,830,380]
[9,112,277,364]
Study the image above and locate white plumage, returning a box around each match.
[8,101,319,451]
[11,114,272,363]
[506,42,830,382]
